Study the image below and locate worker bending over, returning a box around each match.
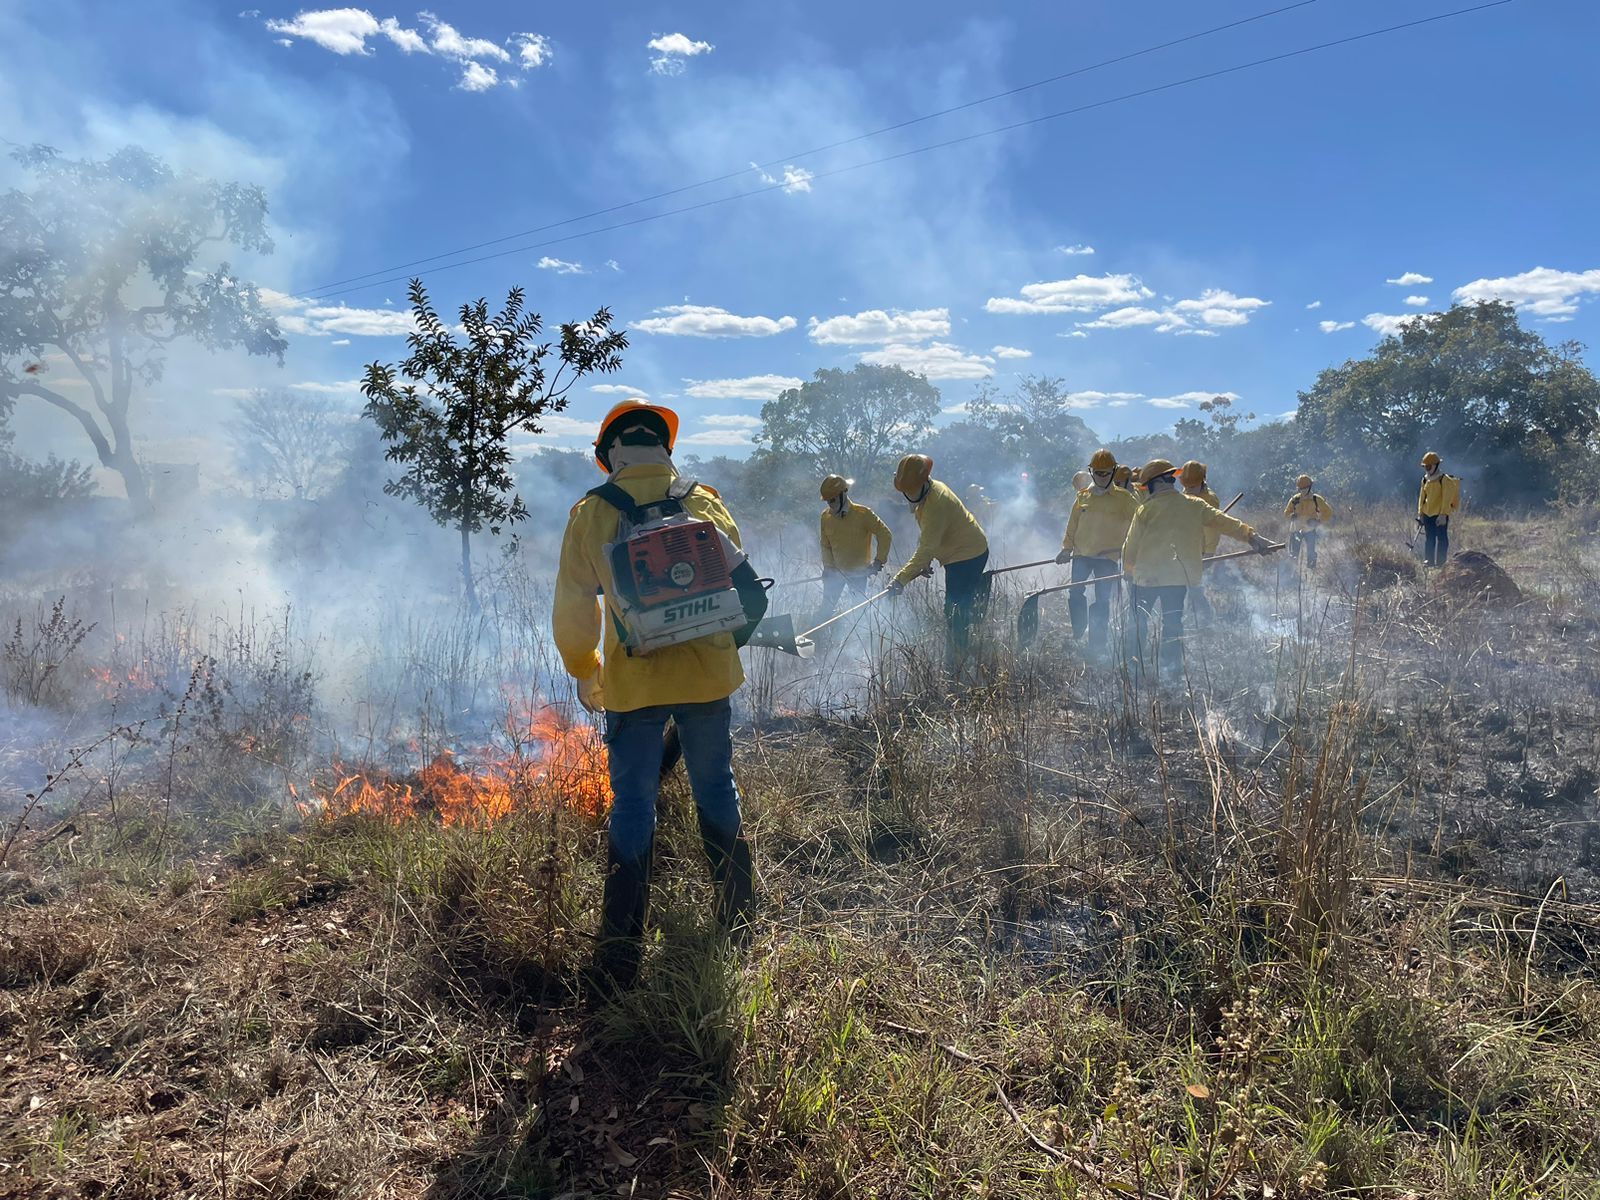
[1180,460,1222,618]
[1056,449,1139,659]
[1284,475,1333,568]
[1417,452,1460,567]
[888,454,991,670]
[553,400,768,999]
[817,474,892,621]
[1122,459,1272,676]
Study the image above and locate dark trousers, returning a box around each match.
[1290,527,1320,567]
[1067,555,1119,654]
[1421,515,1449,566]
[944,550,992,668]
[1131,584,1187,673]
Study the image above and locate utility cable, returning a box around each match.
[304,0,1320,295]
[310,0,1513,302]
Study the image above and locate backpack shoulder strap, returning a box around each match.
[666,477,700,502]
[585,482,644,524]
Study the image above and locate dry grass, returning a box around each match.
[3,509,1600,1197]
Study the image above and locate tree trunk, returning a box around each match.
[460,522,478,611]
[112,446,152,516]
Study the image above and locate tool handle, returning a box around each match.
[797,588,894,639]
[1025,542,1285,600]
[984,557,1058,576]
[1221,491,1244,515]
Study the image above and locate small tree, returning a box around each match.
[361,278,627,608]
[755,364,941,485]
[963,374,1099,498]
[0,145,287,511]
[229,389,345,500]
[0,399,95,505]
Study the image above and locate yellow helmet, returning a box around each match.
[1072,470,1093,492]
[1112,464,1132,486]
[1089,448,1117,473]
[1135,458,1179,485]
[593,399,680,472]
[1180,460,1207,489]
[1420,451,1441,469]
[893,454,934,498]
[819,474,852,502]
[1297,474,1313,489]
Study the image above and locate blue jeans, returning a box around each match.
[604,699,741,861]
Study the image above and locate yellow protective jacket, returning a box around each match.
[1418,473,1461,518]
[1061,486,1140,559]
[820,502,892,573]
[1122,490,1257,588]
[1190,485,1223,555]
[552,463,745,713]
[1284,491,1333,525]
[892,480,989,586]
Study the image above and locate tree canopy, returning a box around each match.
[0,145,287,510]
[753,364,941,489]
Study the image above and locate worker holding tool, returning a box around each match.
[1417,452,1460,567]
[1180,460,1222,619]
[1284,474,1333,568]
[889,454,991,669]
[1122,459,1274,676]
[553,399,766,1000]
[1055,449,1139,660]
[817,474,892,621]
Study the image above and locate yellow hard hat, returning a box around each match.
[1135,458,1179,485]
[1089,448,1117,473]
[820,474,852,501]
[1112,464,1132,485]
[1297,474,1313,489]
[1180,460,1207,488]
[593,399,680,472]
[1420,451,1441,469]
[1072,470,1093,491]
[894,454,934,497]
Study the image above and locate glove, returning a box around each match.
[576,673,605,715]
[1249,533,1274,554]
[1055,548,1072,565]
[887,578,905,596]
[868,560,885,576]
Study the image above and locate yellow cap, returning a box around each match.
[1089,448,1117,473]
[1180,460,1207,488]
[1135,459,1179,485]
[893,454,933,497]
[820,474,852,501]
[1420,451,1441,469]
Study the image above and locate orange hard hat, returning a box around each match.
[594,399,680,472]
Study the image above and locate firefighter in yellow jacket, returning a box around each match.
[1417,451,1461,567]
[1180,460,1222,618]
[817,474,892,619]
[1123,459,1273,674]
[888,454,990,667]
[1055,449,1139,658]
[553,400,765,997]
[1284,475,1333,568]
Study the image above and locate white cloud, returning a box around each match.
[516,413,597,444]
[266,8,383,54]
[1174,328,1220,337]
[590,383,648,396]
[537,255,587,275]
[699,413,762,428]
[753,162,814,194]
[1079,306,1167,330]
[331,337,352,345]
[1319,320,1355,333]
[1306,300,1322,310]
[1148,397,1193,409]
[1404,295,1430,308]
[378,16,426,52]
[1451,267,1600,320]
[1168,289,1272,327]
[1060,330,1089,339]
[605,259,622,272]
[420,12,509,62]
[680,428,754,447]
[985,273,1152,315]
[991,345,1032,359]
[1056,243,1095,256]
[1064,390,1141,409]
[648,32,714,74]
[1362,312,1420,336]
[857,341,995,381]
[1106,398,1132,407]
[457,61,498,91]
[683,375,804,400]
[288,378,365,395]
[262,291,416,337]
[513,32,551,69]
[1075,288,1269,335]
[1386,272,1433,286]
[1147,391,1239,410]
[634,305,797,338]
[807,307,949,345]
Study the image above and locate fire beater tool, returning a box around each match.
[984,558,1059,577]
[1016,541,1285,648]
[747,586,899,657]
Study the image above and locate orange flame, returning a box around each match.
[318,707,611,826]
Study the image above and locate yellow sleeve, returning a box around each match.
[552,504,605,682]
[1445,477,1461,513]
[1204,506,1257,544]
[1418,481,1427,516]
[1121,508,1143,576]
[1318,497,1333,522]
[1283,497,1295,518]
[893,498,946,585]
[868,509,892,563]
[1061,495,1084,552]
[819,513,836,570]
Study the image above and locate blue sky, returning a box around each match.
[4,0,1598,476]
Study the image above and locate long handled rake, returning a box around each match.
[1016,541,1285,647]
[746,586,897,657]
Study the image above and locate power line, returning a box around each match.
[311,0,1514,303]
[305,0,1321,295]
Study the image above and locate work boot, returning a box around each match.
[587,842,652,1004]
[700,823,755,946]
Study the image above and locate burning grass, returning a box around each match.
[4,509,1600,1197]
